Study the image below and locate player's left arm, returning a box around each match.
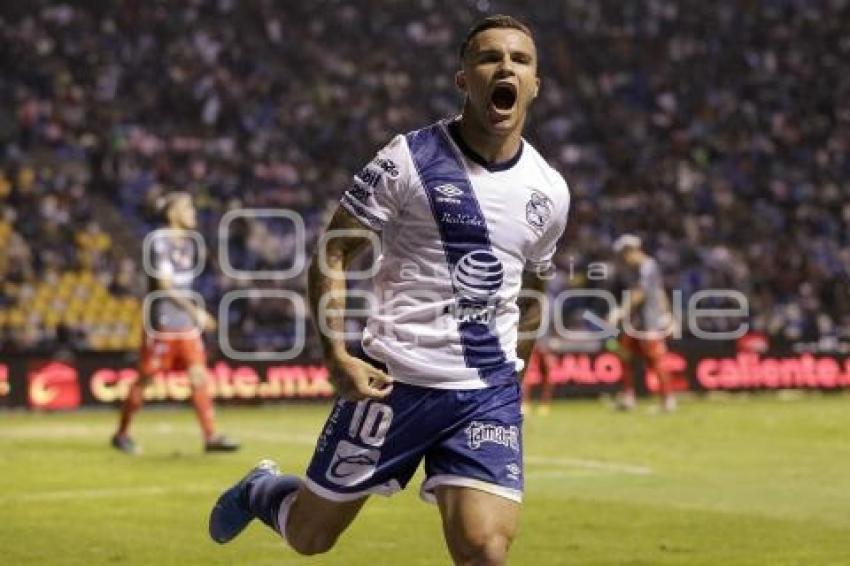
[519,177,571,379]
[625,287,646,315]
[517,267,548,374]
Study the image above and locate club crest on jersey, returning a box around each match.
[434,183,464,204]
[526,190,553,232]
[445,250,503,325]
[466,421,520,452]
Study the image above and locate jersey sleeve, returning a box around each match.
[639,259,662,292]
[525,178,571,272]
[339,135,411,231]
[150,237,174,278]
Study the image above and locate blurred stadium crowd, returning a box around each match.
[0,0,848,353]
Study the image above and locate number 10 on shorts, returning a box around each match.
[348,401,393,447]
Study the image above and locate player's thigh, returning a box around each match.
[435,485,520,566]
[639,338,667,364]
[177,336,208,385]
[139,336,173,379]
[618,333,639,358]
[285,484,368,547]
[423,383,523,564]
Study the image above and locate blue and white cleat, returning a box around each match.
[209,459,279,543]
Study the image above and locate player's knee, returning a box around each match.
[187,365,207,387]
[286,525,338,556]
[456,531,513,566]
[136,373,154,387]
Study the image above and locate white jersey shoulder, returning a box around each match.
[340,119,570,389]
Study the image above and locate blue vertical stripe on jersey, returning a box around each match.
[405,123,517,385]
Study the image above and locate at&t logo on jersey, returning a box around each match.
[453,250,503,301]
[466,421,520,452]
[445,250,503,325]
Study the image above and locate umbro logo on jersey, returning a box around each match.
[435,184,463,197]
[434,184,464,204]
[506,463,521,481]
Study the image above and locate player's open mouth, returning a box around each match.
[489,83,517,113]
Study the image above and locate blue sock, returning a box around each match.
[246,474,301,532]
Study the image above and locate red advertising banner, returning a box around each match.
[0,363,9,404]
[696,353,850,390]
[27,361,81,410]
[2,342,850,410]
[523,351,690,393]
[87,362,333,403]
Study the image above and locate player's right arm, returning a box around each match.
[307,205,393,401]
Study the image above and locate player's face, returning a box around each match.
[171,197,197,230]
[458,28,540,136]
[619,248,641,267]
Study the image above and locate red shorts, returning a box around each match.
[140,332,206,375]
[618,334,667,362]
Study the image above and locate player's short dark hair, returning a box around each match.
[459,14,534,60]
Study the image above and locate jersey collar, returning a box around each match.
[447,119,524,173]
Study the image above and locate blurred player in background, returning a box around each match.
[209,15,569,564]
[521,344,555,415]
[522,268,564,416]
[609,234,676,412]
[111,192,240,454]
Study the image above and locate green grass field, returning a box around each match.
[2,394,850,565]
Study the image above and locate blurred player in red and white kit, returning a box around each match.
[521,344,555,416]
[522,266,567,416]
[610,234,677,412]
[111,192,239,454]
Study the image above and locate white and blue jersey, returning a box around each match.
[340,119,570,389]
[303,120,570,505]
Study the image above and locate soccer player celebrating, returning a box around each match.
[111,192,240,454]
[209,16,569,564]
[610,234,677,412]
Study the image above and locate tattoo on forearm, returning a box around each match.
[516,269,546,377]
[307,206,374,359]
